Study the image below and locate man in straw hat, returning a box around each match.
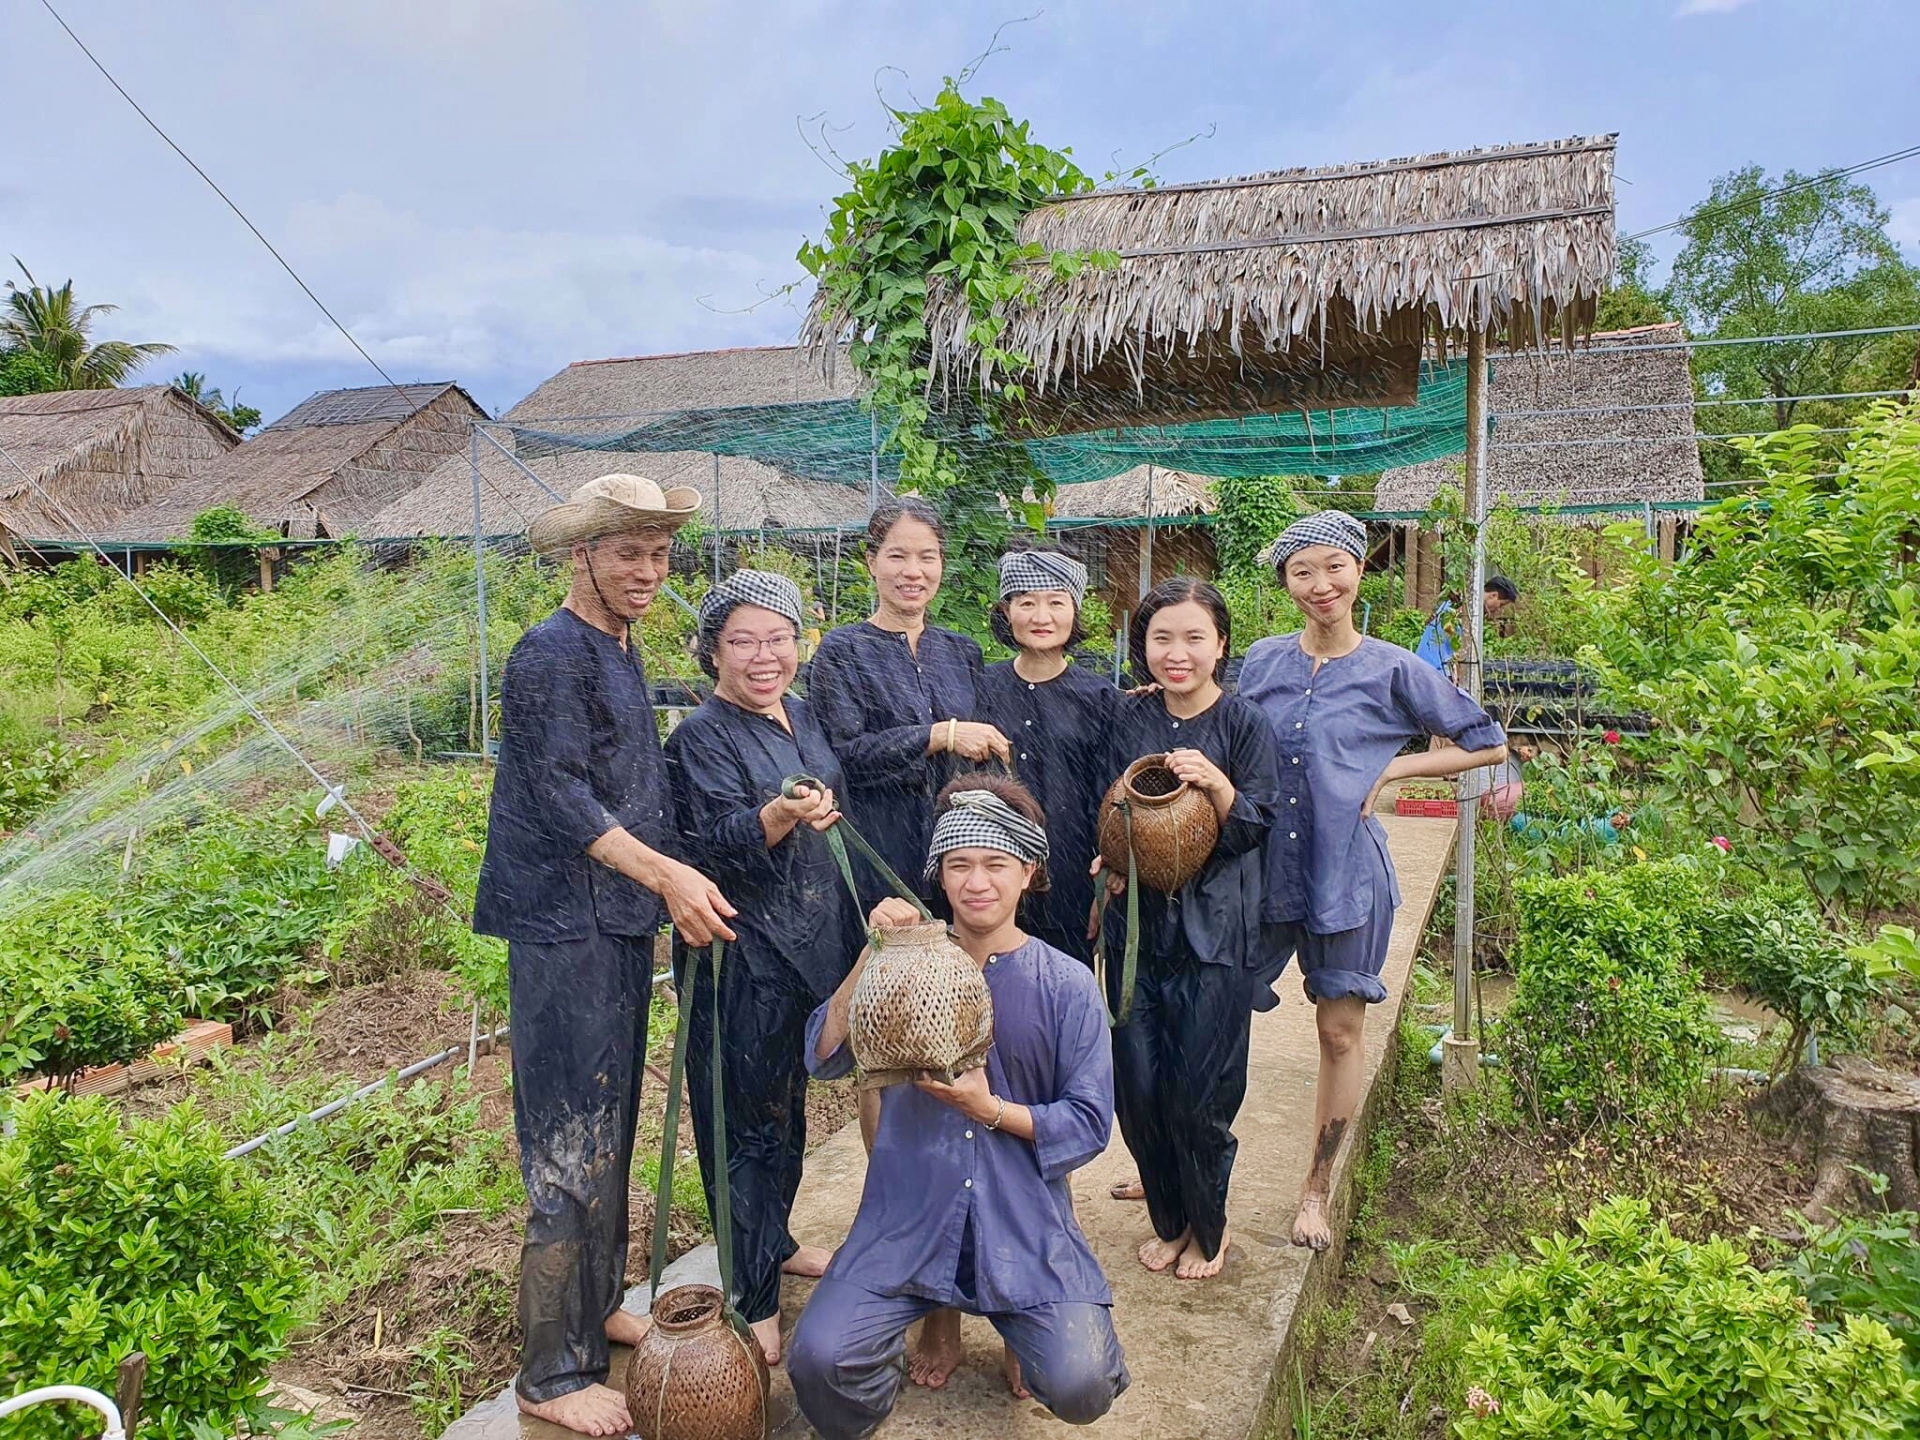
[475,473,737,1436]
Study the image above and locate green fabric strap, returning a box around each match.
[781,773,932,922]
[1090,801,1140,1027]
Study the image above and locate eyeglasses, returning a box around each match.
[721,633,798,658]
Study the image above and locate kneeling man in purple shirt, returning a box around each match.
[788,777,1130,1436]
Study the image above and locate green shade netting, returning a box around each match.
[511,361,1470,485]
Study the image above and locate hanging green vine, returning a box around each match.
[798,80,1106,625]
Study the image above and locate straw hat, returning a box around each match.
[527,473,702,556]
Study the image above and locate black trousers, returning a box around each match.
[507,930,653,1403]
[1110,947,1254,1261]
[685,953,815,1324]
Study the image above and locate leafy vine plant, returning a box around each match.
[798,78,1114,624]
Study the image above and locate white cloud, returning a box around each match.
[1675,0,1755,15]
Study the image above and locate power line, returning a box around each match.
[1494,387,1913,420]
[1624,143,1920,242]
[1492,426,1856,450]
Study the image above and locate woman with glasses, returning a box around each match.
[664,569,856,1367]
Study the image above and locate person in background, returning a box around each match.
[788,778,1129,1434]
[663,570,856,1367]
[807,498,1010,909]
[975,548,1117,965]
[1414,574,1520,675]
[473,474,736,1438]
[1101,578,1280,1282]
[1239,511,1507,1255]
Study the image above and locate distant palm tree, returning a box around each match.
[172,370,263,434]
[2,258,175,389]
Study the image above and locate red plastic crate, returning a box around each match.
[1394,796,1459,818]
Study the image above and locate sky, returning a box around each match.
[6,0,1919,424]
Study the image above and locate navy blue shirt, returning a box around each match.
[807,935,1114,1309]
[806,621,985,908]
[1105,692,1280,970]
[473,608,670,942]
[663,695,856,1002]
[1238,635,1505,934]
[975,660,1118,960]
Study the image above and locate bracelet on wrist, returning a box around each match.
[984,1095,1007,1131]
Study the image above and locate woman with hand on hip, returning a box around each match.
[663,570,857,1367]
[974,549,1117,965]
[1238,512,1506,1253]
[807,498,1010,910]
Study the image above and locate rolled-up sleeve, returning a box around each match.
[1026,967,1114,1182]
[501,641,620,854]
[1392,655,1506,752]
[664,721,781,890]
[804,997,857,1081]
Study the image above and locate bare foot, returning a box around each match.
[1138,1229,1188,1272]
[1176,1230,1229,1280]
[1291,1193,1332,1252]
[750,1314,782,1366]
[516,1384,630,1436]
[604,1307,650,1348]
[1109,1177,1145,1201]
[1003,1344,1030,1400]
[909,1309,963,1389]
[782,1244,834,1278]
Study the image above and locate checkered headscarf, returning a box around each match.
[998,549,1088,607]
[695,569,804,677]
[1266,511,1368,572]
[924,789,1050,881]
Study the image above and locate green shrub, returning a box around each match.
[0,736,87,829]
[1696,889,1880,1070]
[1497,865,1720,1129]
[0,1095,304,1440]
[1454,1196,1914,1439]
[0,893,182,1083]
[1790,1209,1920,1412]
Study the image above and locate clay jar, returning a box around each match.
[624,1284,768,1440]
[1098,754,1221,893]
[849,920,993,1089]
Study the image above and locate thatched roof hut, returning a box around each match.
[824,136,1615,433]
[105,382,485,542]
[1048,465,1214,522]
[0,386,239,554]
[368,346,871,538]
[1374,323,1704,511]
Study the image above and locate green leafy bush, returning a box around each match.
[1454,1196,1914,1439]
[0,1094,304,1440]
[1497,865,1720,1129]
[0,893,181,1083]
[1791,1209,1920,1412]
[1695,889,1880,1070]
[0,736,87,829]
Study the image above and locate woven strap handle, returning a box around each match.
[1090,799,1141,1027]
[780,774,932,922]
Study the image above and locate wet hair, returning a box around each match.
[1129,577,1231,685]
[988,597,1088,652]
[864,498,947,557]
[1485,575,1519,604]
[929,773,1051,899]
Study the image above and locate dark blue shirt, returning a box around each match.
[473,608,670,942]
[806,621,985,909]
[1106,692,1280,970]
[975,660,1118,960]
[806,935,1114,1309]
[663,695,855,1002]
[1238,635,1505,933]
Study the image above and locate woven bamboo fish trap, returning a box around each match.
[624,1284,768,1440]
[849,921,993,1090]
[1098,755,1220,894]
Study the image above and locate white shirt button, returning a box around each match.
[1019,753,1028,761]
[988,955,998,965]
[1027,683,1035,690]
[1291,757,1300,765]
[964,1178,973,1189]
[1170,720,1180,729]
[964,1129,974,1139]
[1294,722,1303,730]
[1024,719,1032,727]
[1289,831,1298,840]
[1289,797,1297,805]
[1305,688,1312,695]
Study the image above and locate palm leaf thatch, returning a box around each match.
[830,135,1616,434]
[0,386,239,552]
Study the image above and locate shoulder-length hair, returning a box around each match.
[1128,577,1231,684]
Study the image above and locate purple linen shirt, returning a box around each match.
[1238,635,1505,934]
[805,935,1114,1309]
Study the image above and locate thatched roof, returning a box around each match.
[833,135,1615,433]
[1375,323,1703,511]
[1048,466,1215,521]
[369,346,872,538]
[105,382,485,541]
[0,386,240,549]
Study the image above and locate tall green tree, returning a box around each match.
[1666,167,1920,431]
[1592,235,1675,333]
[172,371,263,433]
[2,260,175,390]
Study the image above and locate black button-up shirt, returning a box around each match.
[474,608,670,942]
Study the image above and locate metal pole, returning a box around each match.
[470,425,492,761]
[1444,328,1489,1097]
[1139,464,1156,600]
[869,413,881,518]
[713,452,723,583]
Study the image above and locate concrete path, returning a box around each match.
[445,814,1456,1440]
